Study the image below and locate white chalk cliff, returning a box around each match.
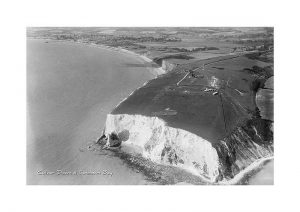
[104,114,220,182]
[103,113,273,183]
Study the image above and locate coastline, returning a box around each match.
[219,156,274,185]
[27,37,166,77]
[27,37,166,127]
[27,37,273,185]
[89,43,166,77]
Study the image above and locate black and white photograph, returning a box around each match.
[2,0,300,211]
[27,27,274,185]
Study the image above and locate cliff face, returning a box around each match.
[104,113,273,183]
[212,119,273,180]
[256,76,274,121]
[162,59,177,72]
[104,114,220,182]
[102,55,273,183]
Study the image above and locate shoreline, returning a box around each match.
[27,37,166,77]
[219,156,274,185]
[92,44,166,77]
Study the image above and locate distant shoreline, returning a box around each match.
[27,37,166,77]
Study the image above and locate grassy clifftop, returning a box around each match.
[112,54,272,143]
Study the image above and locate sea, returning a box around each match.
[27,39,156,184]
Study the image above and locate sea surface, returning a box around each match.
[27,39,155,184]
[27,39,273,185]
